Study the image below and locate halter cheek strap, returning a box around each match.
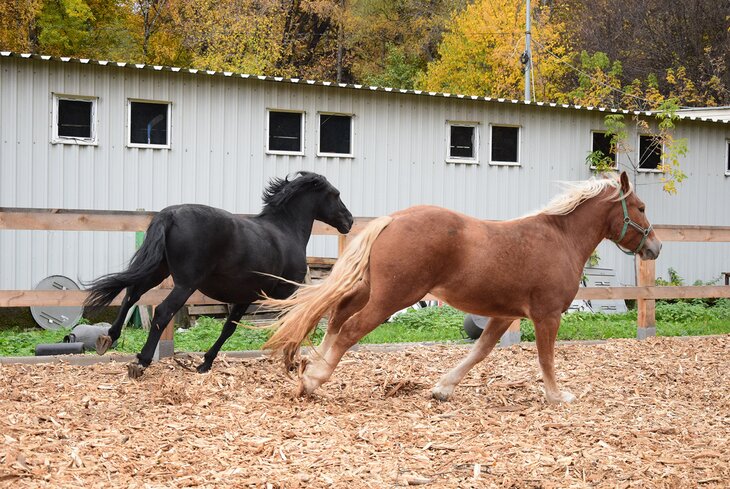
[612,190,653,255]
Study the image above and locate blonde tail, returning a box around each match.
[261,215,394,367]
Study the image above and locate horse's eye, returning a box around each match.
[639,207,645,213]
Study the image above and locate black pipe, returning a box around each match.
[35,342,85,356]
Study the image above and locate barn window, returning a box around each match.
[52,94,97,144]
[447,123,478,163]
[589,131,617,168]
[318,113,353,156]
[128,100,170,148]
[638,135,662,170]
[490,125,520,165]
[726,139,730,175]
[268,110,304,154]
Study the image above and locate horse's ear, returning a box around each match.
[619,171,630,192]
[286,172,302,182]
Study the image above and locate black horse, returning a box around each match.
[84,171,353,378]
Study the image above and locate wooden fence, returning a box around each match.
[1,207,729,348]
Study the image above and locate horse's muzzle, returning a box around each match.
[640,238,662,260]
[337,214,354,234]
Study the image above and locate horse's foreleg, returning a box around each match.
[432,317,514,401]
[128,285,194,379]
[534,316,575,403]
[196,303,248,373]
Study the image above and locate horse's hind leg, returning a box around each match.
[313,280,371,361]
[534,315,575,403]
[196,303,248,373]
[128,285,194,379]
[96,264,169,355]
[297,288,425,396]
[431,317,514,401]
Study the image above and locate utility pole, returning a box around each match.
[522,0,532,102]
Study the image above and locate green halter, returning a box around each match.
[612,189,653,255]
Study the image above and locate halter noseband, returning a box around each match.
[612,189,652,255]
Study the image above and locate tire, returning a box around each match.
[463,314,490,340]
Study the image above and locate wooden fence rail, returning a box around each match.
[1,208,729,347]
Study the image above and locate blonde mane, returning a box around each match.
[529,173,630,217]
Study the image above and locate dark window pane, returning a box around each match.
[491,126,519,162]
[450,125,474,158]
[320,114,351,154]
[269,111,302,152]
[639,135,661,169]
[130,102,168,145]
[58,99,92,138]
[727,141,729,173]
[591,132,616,165]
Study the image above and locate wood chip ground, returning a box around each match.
[1,335,728,488]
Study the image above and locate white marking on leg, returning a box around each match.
[539,361,576,404]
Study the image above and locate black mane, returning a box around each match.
[261,171,328,214]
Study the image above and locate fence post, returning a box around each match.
[636,257,656,339]
[338,234,349,256]
[500,319,522,347]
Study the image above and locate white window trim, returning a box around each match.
[725,139,730,176]
[489,123,521,166]
[589,130,618,169]
[51,93,98,146]
[637,134,664,173]
[266,108,306,156]
[317,112,354,158]
[446,121,479,164]
[127,99,172,149]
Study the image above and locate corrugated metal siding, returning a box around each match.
[1,56,729,291]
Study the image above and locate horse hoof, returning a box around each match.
[546,390,576,404]
[196,363,211,374]
[95,335,113,355]
[127,362,146,379]
[293,381,307,397]
[431,385,453,402]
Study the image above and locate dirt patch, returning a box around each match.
[1,336,728,488]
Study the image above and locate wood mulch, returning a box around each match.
[1,335,728,488]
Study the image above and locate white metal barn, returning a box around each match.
[1,52,728,291]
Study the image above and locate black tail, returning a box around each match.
[83,212,171,312]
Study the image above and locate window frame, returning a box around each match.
[266,108,306,156]
[637,134,663,172]
[51,93,98,146]
[446,121,479,164]
[126,98,172,149]
[589,130,618,169]
[317,112,354,158]
[725,139,730,176]
[489,123,521,166]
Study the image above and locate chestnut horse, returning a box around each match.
[261,171,661,403]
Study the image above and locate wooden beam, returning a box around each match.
[0,207,377,237]
[653,225,730,242]
[2,285,729,308]
[0,289,220,307]
[574,285,730,300]
[0,208,154,232]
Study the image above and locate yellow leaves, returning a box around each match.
[0,0,43,51]
[418,0,571,100]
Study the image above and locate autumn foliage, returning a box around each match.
[0,0,727,107]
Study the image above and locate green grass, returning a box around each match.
[0,300,728,357]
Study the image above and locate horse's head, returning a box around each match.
[608,171,662,260]
[283,172,353,234]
